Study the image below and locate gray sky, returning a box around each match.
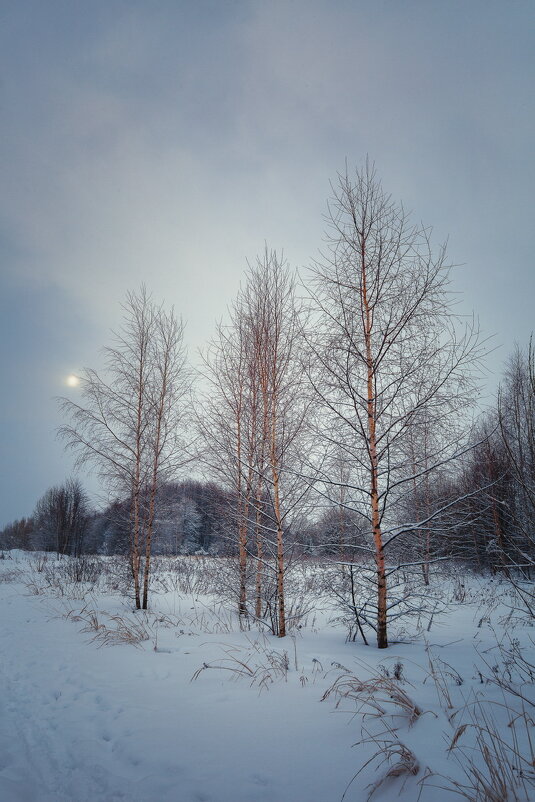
[1,0,534,526]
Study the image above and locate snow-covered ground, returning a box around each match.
[0,552,533,802]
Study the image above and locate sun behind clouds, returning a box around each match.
[66,374,80,388]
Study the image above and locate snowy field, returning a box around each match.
[0,552,533,802]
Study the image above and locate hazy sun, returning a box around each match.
[66,374,80,387]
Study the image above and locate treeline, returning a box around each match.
[0,480,231,556]
[0,477,363,558]
[414,342,535,578]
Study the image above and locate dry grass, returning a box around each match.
[23,556,102,600]
[0,568,22,583]
[187,600,236,634]
[424,648,463,712]
[191,637,291,691]
[436,703,535,801]
[422,643,535,800]
[90,613,151,648]
[62,602,151,647]
[322,672,423,727]
[342,735,421,801]
[62,602,102,632]
[476,632,535,711]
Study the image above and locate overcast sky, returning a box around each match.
[1,0,534,526]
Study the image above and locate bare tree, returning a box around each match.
[139,305,190,607]
[33,478,89,556]
[497,340,535,582]
[59,287,190,608]
[0,517,34,551]
[245,249,308,636]
[197,307,252,617]
[198,248,308,635]
[307,162,483,648]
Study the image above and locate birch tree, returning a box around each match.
[245,249,307,636]
[197,310,252,617]
[198,249,307,635]
[307,162,482,648]
[59,287,190,608]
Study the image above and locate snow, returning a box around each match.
[0,552,533,802]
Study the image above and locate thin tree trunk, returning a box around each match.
[132,487,142,609]
[239,500,249,618]
[255,486,264,619]
[270,381,286,637]
[143,335,169,609]
[273,465,286,638]
[132,330,146,609]
[254,385,268,620]
[236,396,248,618]
[361,237,387,649]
